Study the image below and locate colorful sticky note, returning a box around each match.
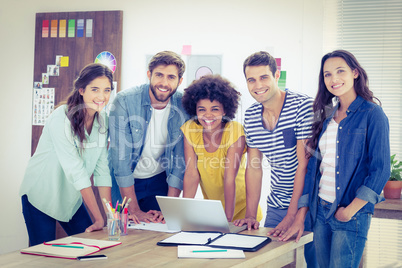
[42,20,49,38]
[50,20,58,38]
[77,19,84,37]
[60,56,69,67]
[275,58,281,71]
[86,19,93,37]
[278,71,287,90]
[59,20,66,38]
[68,19,75,37]
[181,45,192,55]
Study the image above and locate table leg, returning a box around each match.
[295,245,306,268]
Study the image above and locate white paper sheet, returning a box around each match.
[160,232,221,245]
[208,233,267,248]
[128,222,179,233]
[177,245,245,259]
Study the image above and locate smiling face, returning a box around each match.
[245,65,280,105]
[323,57,358,101]
[79,76,112,116]
[196,99,225,132]
[147,64,183,107]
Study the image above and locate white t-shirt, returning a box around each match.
[133,103,171,178]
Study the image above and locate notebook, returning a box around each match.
[156,196,247,233]
[20,236,121,260]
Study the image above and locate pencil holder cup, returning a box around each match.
[107,213,120,241]
[120,212,128,236]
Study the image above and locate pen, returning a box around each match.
[192,250,227,253]
[52,244,84,249]
[123,198,132,209]
[121,196,127,208]
[102,198,113,214]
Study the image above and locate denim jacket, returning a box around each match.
[108,84,189,190]
[299,96,390,222]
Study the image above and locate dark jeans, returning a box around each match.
[111,171,168,212]
[21,195,92,246]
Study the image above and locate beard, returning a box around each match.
[149,83,178,103]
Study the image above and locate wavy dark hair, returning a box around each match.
[306,50,380,156]
[59,63,114,149]
[182,74,241,124]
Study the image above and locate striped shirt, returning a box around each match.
[244,90,313,209]
[318,118,338,203]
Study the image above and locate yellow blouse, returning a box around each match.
[181,120,262,222]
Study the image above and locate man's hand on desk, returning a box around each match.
[267,213,295,237]
[129,210,165,224]
[147,210,165,223]
[278,220,305,243]
[233,217,259,231]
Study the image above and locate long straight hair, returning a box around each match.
[59,63,114,149]
[306,50,379,156]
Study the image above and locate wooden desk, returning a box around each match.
[374,197,402,219]
[0,227,312,268]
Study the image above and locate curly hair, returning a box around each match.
[182,75,241,124]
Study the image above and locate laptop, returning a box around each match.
[156,196,247,233]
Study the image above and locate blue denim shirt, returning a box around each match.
[108,84,189,190]
[299,96,390,221]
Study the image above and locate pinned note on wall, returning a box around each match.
[50,20,58,38]
[42,20,49,38]
[181,45,192,55]
[59,20,66,38]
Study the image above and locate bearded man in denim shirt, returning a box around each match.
[108,51,189,223]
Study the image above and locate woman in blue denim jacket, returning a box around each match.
[280,50,390,267]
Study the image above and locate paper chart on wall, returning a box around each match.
[32,87,54,126]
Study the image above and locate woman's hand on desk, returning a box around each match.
[85,219,105,233]
[233,217,259,230]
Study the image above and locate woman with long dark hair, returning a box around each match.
[280,50,390,267]
[20,63,114,246]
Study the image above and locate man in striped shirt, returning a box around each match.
[234,51,317,267]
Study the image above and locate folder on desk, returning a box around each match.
[157,231,271,252]
[20,236,121,260]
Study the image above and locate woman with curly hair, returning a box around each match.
[20,63,114,246]
[181,75,262,222]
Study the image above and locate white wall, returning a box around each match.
[0,0,323,254]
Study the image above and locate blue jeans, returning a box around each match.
[21,195,92,246]
[111,171,168,212]
[264,206,319,268]
[314,198,371,268]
